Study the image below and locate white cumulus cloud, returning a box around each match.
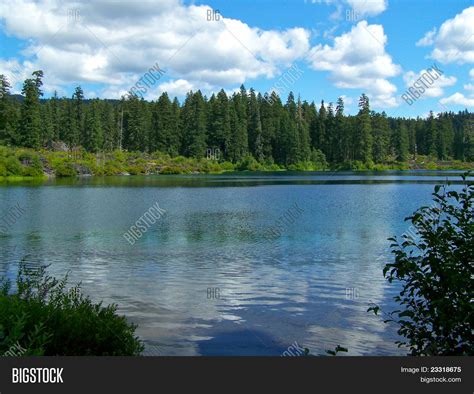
[403,67,456,98]
[346,0,387,17]
[307,21,401,108]
[416,28,436,47]
[310,0,387,18]
[464,83,474,92]
[0,0,311,98]
[440,92,474,107]
[417,6,474,64]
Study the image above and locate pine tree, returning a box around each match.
[325,102,336,162]
[437,114,454,160]
[425,111,438,158]
[334,97,349,163]
[460,117,473,161]
[296,97,311,162]
[0,75,17,145]
[40,100,54,145]
[260,93,276,162]
[20,71,43,148]
[61,98,78,148]
[280,93,299,165]
[394,120,409,162]
[372,112,390,163]
[83,99,104,152]
[248,89,264,162]
[50,91,61,141]
[228,89,249,162]
[208,89,231,159]
[407,120,417,159]
[170,97,181,156]
[317,101,327,154]
[182,91,207,158]
[123,96,148,151]
[228,96,245,162]
[356,93,373,164]
[414,117,426,157]
[0,75,11,140]
[102,102,118,151]
[73,86,85,148]
[150,92,178,154]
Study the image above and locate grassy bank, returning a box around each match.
[0,146,472,180]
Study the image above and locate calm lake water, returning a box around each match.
[0,171,470,355]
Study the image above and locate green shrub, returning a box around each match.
[5,156,23,175]
[19,154,44,177]
[425,161,438,170]
[288,162,307,171]
[103,161,124,175]
[21,166,44,177]
[113,150,127,163]
[54,162,77,177]
[0,263,144,356]
[0,146,10,157]
[150,151,170,161]
[237,155,261,171]
[220,161,235,171]
[127,164,146,175]
[372,163,395,171]
[396,162,410,170]
[343,160,364,171]
[310,149,328,170]
[159,165,187,174]
[267,163,282,171]
[172,155,189,164]
[369,175,473,355]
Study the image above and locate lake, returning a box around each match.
[0,171,470,355]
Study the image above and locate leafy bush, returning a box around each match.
[0,263,144,356]
[424,161,438,170]
[21,156,44,177]
[159,165,187,174]
[21,166,44,177]
[5,156,23,175]
[150,151,170,161]
[53,162,77,177]
[261,163,281,171]
[288,162,310,171]
[310,149,328,170]
[103,161,125,175]
[396,162,410,170]
[126,164,147,175]
[171,155,188,164]
[370,175,473,355]
[220,161,235,171]
[112,150,127,163]
[237,155,262,171]
[16,151,33,162]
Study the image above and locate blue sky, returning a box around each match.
[1,0,473,116]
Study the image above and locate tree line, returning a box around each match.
[0,71,472,166]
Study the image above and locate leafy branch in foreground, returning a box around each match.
[0,261,144,356]
[370,174,473,355]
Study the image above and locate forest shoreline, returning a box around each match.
[0,146,472,182]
